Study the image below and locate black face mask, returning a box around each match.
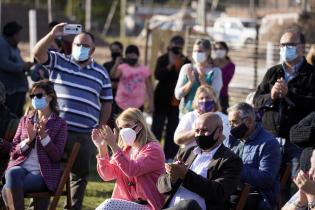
[195,127,219,150]
[124,58,138,66]
[111,52,121,61]
[170,47,181,55]
[230,123,248,139]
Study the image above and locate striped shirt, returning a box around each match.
[44,51,113,133]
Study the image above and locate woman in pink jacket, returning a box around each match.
[92,108,165,210]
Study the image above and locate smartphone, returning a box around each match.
[63,24,82,35]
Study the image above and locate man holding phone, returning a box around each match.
[33,23,113,209]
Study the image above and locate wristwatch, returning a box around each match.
[308,199,315,209]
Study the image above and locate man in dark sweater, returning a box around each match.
[254,29,315,204]
[151,35,190,161]
[0,21,32,117]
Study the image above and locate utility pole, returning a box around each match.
[85,0,91,31]
[35,0,40,8]
[197,0,206,33]
[29,10,37,61]
[249,0,255,18]
[120,0,126,39]
[47,0,52,23]
[302,0,309,13]
[103,0,119,35]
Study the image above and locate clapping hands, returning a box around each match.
[91,125,119,152]
[294,170,315,202]
[165,156,188,182]
[271,77,288,100]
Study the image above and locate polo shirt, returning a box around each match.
[44,51,113,133]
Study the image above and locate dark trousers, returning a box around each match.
[3,166,50,210]
[279,139,302,206]
[5,92,26,118]
[63,131,96,210]
[151,107,179,160]
[219,95,229,115]
[230,191,272,210]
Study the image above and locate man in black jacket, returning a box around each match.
[152,35,190,161]
[157,113,242,210]
[254,29,315,204]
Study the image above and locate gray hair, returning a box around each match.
[194,38,211,51]
[227,102,256,120]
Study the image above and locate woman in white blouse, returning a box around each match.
[174,85,229,149]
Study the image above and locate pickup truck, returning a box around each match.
[193,17,258,48]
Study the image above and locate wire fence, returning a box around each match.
[184,30,313,105]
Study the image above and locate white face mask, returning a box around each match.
[213,49,226,59]
[120,128,137,146]
[192,52,208,63]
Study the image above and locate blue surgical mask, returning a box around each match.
[280,46,297,62]
[72,45,90,62]
[32,97,48,110]
[198,100,215,112]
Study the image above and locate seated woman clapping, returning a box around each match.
[92,108,165,210]
[1,80,67,210]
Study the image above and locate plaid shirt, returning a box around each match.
[7,112,67,192]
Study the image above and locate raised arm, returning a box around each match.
[33,23,66,64]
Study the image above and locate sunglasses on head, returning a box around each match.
[29,93,46,99]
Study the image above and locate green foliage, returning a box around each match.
[63,0,120,31]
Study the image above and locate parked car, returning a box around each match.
[193,17,258,48]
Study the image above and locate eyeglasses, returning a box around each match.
[279,43,300,48]
[228,116,248,127]
[29,93,46,99]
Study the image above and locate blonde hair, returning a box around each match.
[116,108,156,149]
[306,44,315,65]
[192,85,221,111]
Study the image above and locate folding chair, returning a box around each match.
[25,142,80,210]
[235,183,251,210]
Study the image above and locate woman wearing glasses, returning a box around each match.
[92,108,165,210]
[1,80,67,210]
[174,85,230,150]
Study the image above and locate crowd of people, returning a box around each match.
[0,19,315,210]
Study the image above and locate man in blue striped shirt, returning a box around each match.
[33,23,113,210]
